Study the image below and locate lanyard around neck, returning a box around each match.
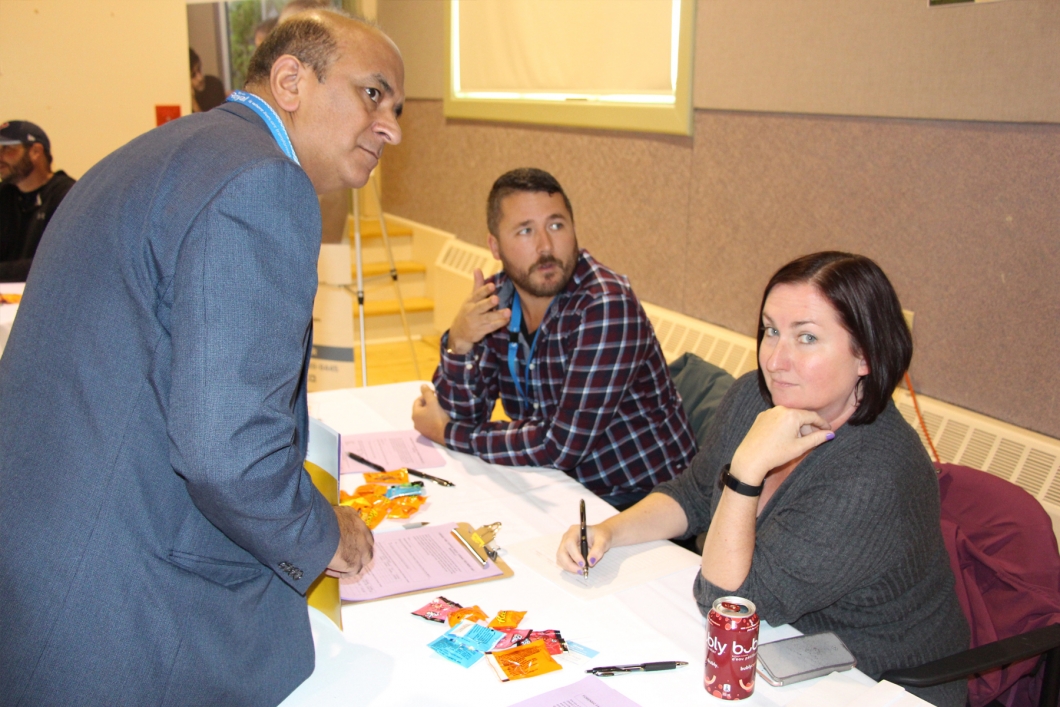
[507,293,543,409]
[226,90,300,165]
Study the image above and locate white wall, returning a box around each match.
[0,0,190,179]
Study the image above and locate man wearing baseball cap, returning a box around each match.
[0,120,76,282]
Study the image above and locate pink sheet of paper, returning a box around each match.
[341,430,446,474]
[340,522,503,601]
[506,676,645,707]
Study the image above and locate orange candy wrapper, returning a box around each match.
[486,640,563,682]
[447,605,489,627]
[488,610,526,630]
[387,495,425,519]
[339,483,425,529]
[363,469,409,484]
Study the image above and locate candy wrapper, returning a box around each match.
[447,605,488,627]
[486,640,563,682]
[386,495,425,519]
[526,630,567,655]
[493,628,532,650]
[488,610,526,630]
[427,635,483,668]
[385,483,424,499]
[412,596,462,623]
[339,483,426,528]
[444,620,505,652]
[363,469,408,484]
[427,620,505,668]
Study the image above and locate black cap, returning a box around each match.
[0,121,50,153]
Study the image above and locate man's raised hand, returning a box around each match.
[446,268,511,355]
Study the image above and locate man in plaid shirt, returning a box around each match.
[413,168,696,509]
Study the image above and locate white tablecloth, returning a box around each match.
[282,382,878,707]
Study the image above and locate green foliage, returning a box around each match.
[224,0,344,90]
[227,0,261,90]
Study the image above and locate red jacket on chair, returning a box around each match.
[937,463,1060,707]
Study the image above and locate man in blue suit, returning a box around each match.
[0,10,403,706]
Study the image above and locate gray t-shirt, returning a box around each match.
[655,373,969,706]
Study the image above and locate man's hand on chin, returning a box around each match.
[412,384,450,444]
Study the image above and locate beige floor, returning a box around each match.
[356,335,441,387]
[358,334,508,421]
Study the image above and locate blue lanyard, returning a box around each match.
[226,90,300,165]
[507,294,543,409]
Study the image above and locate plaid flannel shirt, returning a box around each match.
[434,251,697,497]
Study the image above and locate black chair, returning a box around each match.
[882,624,1060,707]
[668,352,734,448]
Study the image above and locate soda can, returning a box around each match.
[705,596,760,700]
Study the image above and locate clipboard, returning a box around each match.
[340,522,513,603]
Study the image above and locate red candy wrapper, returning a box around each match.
[526,630,567,656]
[493,628,532,650]
[412,596,463,623]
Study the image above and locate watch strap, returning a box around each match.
[720,464,763,497]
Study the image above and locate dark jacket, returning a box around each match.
[0,170,76,282]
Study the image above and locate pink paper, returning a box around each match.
[341,430,446,474]
[506,676,645,707]
[340,522,503,601]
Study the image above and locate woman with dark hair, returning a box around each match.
[558,252,968,706]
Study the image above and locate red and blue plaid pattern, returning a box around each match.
[434,251,697,497]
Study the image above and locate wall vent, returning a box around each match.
[641,302,757,379]
[432,240,501,335]
[891,388,1060,538]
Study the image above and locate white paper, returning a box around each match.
[507,533,700,600]
[783,673,926,707]
[506,676,644,707]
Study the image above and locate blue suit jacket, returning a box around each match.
[0,104,339,706]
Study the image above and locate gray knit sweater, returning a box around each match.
[655,373,969,706]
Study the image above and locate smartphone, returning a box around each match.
[756,632,857,687]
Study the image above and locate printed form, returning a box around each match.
[340,522,502,601]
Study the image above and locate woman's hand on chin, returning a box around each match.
[730,406,835,485]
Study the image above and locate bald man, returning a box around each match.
[0,12,403,706]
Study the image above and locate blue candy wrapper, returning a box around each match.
[428,635,484,668]
[446,620,505,652]
[386,484,424,499]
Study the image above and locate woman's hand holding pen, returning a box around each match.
[557,523,612,575]
[555,494,690,576]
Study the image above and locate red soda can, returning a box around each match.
[705,596,760,700]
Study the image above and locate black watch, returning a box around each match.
[719,464,763,497]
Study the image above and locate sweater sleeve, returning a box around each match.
[692,445,904,625]
[652,373,758,535]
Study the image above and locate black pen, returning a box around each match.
[587,661,688,677]
[579,499,589,579]
[346,451,454,487]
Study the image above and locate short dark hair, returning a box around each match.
[756,251,912,426]
[245,11,346,87]
[486,168,574,237]
[189,48,202,75]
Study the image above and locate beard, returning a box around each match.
[502,250,578,299]
[0,150,34,186]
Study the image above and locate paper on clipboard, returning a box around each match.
[341,430,446,474]
[340,522,508,602]
[507,533,700,600]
